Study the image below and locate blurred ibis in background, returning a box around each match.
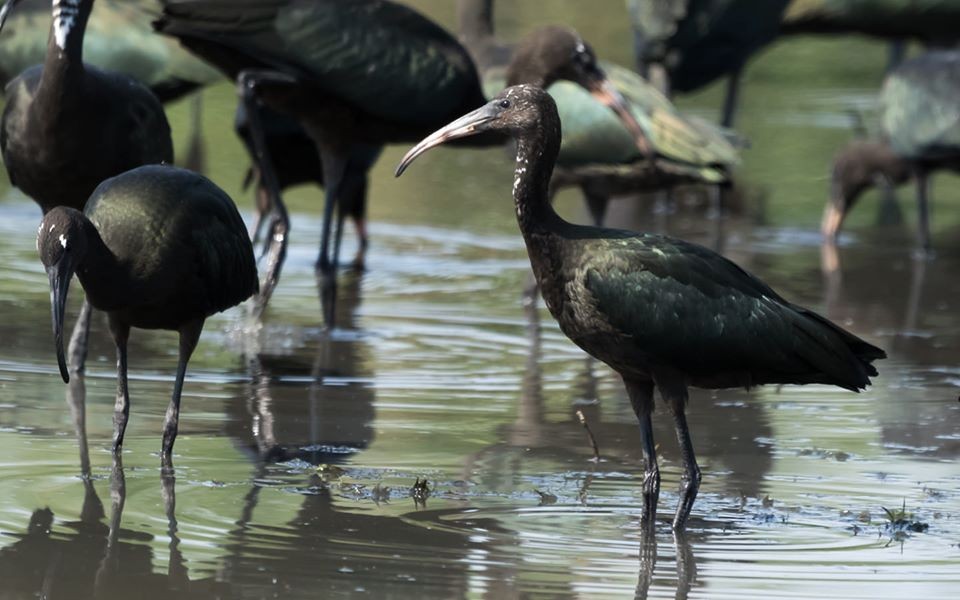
[396,85,885,530]
[37,165,257,462]
[822,138,911,248]
[233,103,382,275]
[823,51,960,252]
[628,0,791,127]
[155,0,650,323]
[630,0,960,128]
[0,0,176,374]
[0,0,220,101]
[460,0,742,227]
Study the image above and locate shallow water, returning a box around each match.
[2,2,960,599]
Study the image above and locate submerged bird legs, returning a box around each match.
[624,373,702,530]
[108,315,203,463]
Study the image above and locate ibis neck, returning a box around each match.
[505,58,551,89]
[512,118,563,237]
[39,0,92,97]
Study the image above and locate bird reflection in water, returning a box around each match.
[634,531,698,600]
[0,373,223,598]
[234,270,375,465]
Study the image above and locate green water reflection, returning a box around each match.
[1,2,959,599]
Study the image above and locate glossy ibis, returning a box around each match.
[824,51,960,252]
[155,0,649,322]
[460,0,742,227]
[36,165,258,461]
[396,85,885,529]
[0,0,175,373]
[822,138,912,245]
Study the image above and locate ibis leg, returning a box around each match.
[161,320,204,463]
[237,70,294,313]
[332,197,347,279]
[656,377,700,530]
[915,169,932,254]
[67,298,93,375]
[107,315,130,453]
[721,65,742,129]
[250,178,271,255]
[583,188,609,227]
[352,216,369,271]
[344,166,370,271]
[709,185,726,254]
[315,143,348,326]
[181,93,206,174]
[624,377,659,527]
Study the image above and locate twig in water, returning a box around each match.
[576,409,600,461]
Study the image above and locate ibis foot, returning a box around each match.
[671,465,701,531]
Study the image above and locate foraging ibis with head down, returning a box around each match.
[37,165,258,462]
[396,85,885,530]
[823,51,960,252]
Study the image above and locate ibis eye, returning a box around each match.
[499,99,510,109]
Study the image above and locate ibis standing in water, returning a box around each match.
[155,0,649,322]
[823,51,960,252]
[396,85,885,530]
[0,0,174,372]
[37,165,258,462]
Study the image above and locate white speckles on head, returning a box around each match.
[59,233,68,249]
[52,0,82,52]
[49,224,56,232]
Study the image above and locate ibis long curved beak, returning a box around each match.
[821,189,847,243]
[395,102,499,177]
[46,260,73,383]
[0,0,23,33]
[586,76,653,159]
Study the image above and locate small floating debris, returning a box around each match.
[411,478,430,507]
[372,483,391,505]
[315,464,346,482]
[880,500,929,543]
[534,489,557,505]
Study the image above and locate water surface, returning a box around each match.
[1,2,959,598]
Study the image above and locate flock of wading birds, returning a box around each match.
[12,0,960,531]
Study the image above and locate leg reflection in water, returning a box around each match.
[634,530,698,600]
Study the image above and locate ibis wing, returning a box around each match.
[156,0,485,125]
[581,235,880,389]
[184,179,259,314]
[881,52,960,159]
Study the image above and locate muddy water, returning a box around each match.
[2,2,960,599]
